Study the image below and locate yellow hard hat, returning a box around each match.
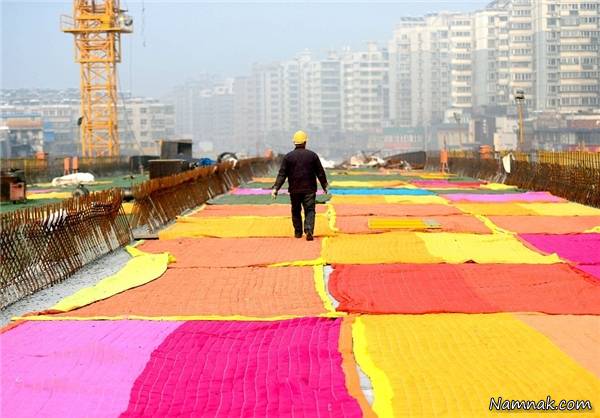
[293,130,308,145]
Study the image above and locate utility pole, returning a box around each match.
[515,89,526,151]
[453,112,462,148]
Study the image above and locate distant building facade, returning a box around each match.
[132,1,600,156]
[1,89,175,157]
[118,97,176,155]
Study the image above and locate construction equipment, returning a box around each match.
[160,139,193,160]
[62,0,133,157]
[0,170,27,203]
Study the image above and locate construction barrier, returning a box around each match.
[0,189,132,308]
[425,151,600,208]
[130,158,277,232]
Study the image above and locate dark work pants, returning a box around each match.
[290,192,316,235]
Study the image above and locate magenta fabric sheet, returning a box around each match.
[576,264,600,281]
[121,318,362,418]
[520,233,600,264]
[232,188,324,196]
[0,320,181,418]
[443,191,563,203]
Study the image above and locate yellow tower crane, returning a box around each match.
[62,0,132,157]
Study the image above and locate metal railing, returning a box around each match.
[426,150,600,208]
[0,189,132,308]
[130,158,277,232]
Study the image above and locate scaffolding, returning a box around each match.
[62,0,132,157]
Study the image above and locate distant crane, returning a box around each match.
[62,0,132,157]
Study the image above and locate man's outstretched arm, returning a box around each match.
[314,155,328,193]
[272,158,288,193]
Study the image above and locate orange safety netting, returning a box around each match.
[54,266,330,318]
[329,264,600,314]
[335,215,490,234]
[515,314,600,379]
[332,204,462,217]
[138,237,322,268]
[193,204,327,217]
[487,215,600,234]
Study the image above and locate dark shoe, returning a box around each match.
[294,232,303,239]
[305,232,314,241]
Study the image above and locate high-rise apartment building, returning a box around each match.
[341,42,389,133]
[281,56,306,132]
[389,14,453,128]
[449,13,476,111]
[168,0,597,155]
[390,0,598,124]
[167,75,221,140]
[299,52,342,132]
[534,0,600,112]
[167,78,234,154]
[118,98,176,155]
[253,63,285,134]
[508,0,536,108]
[233,75,261,154]
[473,3,510,111]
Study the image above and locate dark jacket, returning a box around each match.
[273,148,328,194]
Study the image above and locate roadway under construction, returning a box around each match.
[1,153,599,417]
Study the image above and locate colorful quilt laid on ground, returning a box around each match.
[3,168,599,417]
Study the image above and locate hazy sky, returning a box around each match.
[2,0,489,97]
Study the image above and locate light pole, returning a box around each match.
[515,90,526,151]
[453,112,462,148]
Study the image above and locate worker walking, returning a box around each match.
[272,130,328,241]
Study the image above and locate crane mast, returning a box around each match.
[62,0,132,157]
